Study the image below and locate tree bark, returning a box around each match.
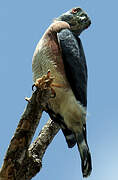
[0,76,60,180]
[16,119,60,180]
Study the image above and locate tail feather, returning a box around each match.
[76,128,92,177]
[61,127,76,148]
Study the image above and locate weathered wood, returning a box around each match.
[0,74,59,180]
[16,119,60,180]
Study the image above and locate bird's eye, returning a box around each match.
[71,8,78,14]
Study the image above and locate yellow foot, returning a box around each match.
[51,83,66,88]
[32,70,66,98]
[32,70,53,89]
[32,70,56,98]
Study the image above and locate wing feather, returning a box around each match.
[57,29,88,107]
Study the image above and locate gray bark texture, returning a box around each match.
[0,74,60,180]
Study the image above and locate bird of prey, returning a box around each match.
[32,7,92,177]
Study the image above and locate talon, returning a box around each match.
[32,84,36,91]
[25,97,31,102]
[47,69,51,78]
[50,88,56,98]
[32,71,65,96]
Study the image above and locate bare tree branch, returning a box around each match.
[16,119,60,180]
[0,73,59,180]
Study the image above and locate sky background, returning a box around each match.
[0,0,118,180]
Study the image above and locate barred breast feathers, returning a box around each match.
[32,21,70,84]
[32,20,86,126]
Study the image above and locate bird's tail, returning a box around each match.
[61,127,77,148]
[76,125,92,177]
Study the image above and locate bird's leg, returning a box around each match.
[51,83,66,88]
[32,70,56,98]
[32,70,66,97]
[46,70,66,89]
[32,70,53,89]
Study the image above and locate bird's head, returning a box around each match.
[55,7,91,35]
